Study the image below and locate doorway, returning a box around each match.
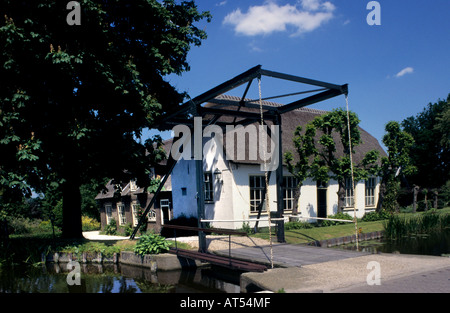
[317,181,328,218]
[160,199,171,224]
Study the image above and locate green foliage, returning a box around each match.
[81,216,100,231]
[240,222,253,235]
[362,210,391,222]
[284,221,313,230]
[284,124,316,214]
[383,211,450,239]
[301,108,380,211]
[0,0,211,237]
[441,180,450,207]
[434,103,450,148]
[401,95,450,188]
[376,121,416,212]
[383,178,401,213]
[285,108,382,215]
[122,223,134,237]
[320,213,353,227]
[136,205,148,235]
[134,233,170,256]
[382,121,416,176]
[105,219,117,236]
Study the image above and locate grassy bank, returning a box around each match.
[384,209,450,239]
[253,207,450,245]
[253,220,384,245]
[0,232,190,267]
[2,208,448,266]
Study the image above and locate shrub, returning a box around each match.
[38,220,54,233]
[285,221,313,230]
[82,216,100,231]
[362,210,391,222]
[134,233,170,256]
[321,213,353,227]
[105,218,117,235]
[123,223,134,237]
[7,217,42,234]
[240,222,253,235]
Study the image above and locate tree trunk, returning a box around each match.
[337,182,345,213]
[376,181,386,212]
[433,190,438,209]
[292,184,302,216]
[412,185,419,213]
[62,149,83,239]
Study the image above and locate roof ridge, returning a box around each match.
[213,94,328,114]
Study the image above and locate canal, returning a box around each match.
[0,263,242,293]
[333,229,450,256]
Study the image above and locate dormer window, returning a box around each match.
[130,179,138,191]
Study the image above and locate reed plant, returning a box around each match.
[383,210,450,239]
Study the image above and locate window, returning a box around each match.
[204,172,214,202]
[181,187,187,196]
[131,202,140,226]
[148,209,157,222]
[249,176,266,213]
[283,176,299,212]
[105,204,112,225]
[365,177,376,207]
[344,177,354,207]
[117,203,126,225]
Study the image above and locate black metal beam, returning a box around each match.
[260,69,344,91]
[277,87,347,115]
[274,113,285,243]
[129,156,177,240]
[157,65,263,128]
[190,65,262,110]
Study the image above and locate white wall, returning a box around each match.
[171,135,380,228]
[171,159,198,219]
[203,136,235,229]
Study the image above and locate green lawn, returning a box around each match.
[252,220,384,245]
[253,207,450,245]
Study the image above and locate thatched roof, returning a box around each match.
[200,95,387,166]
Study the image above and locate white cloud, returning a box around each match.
[395,67,414,78]
[223,0,335,36]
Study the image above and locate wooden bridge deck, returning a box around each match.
[214,243,370,268]
[168,248,268,272]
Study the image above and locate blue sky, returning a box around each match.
[150,0,450,151]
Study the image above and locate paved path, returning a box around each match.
[83,231,131,240]
[335,265,450,293]
[237,249,450,293]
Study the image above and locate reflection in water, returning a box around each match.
[0,263,241,293]
[334,230,450,256]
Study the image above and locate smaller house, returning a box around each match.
[95,177,172,234]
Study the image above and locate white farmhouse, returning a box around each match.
[168,95,387,230]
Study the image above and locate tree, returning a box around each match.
[377,121,416,213]
[311,109,380,212]
[0,1,211,238]
[401,95,450,188]
[434,102,450,149]
[288,108,380,213]
[284,123,316,216]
